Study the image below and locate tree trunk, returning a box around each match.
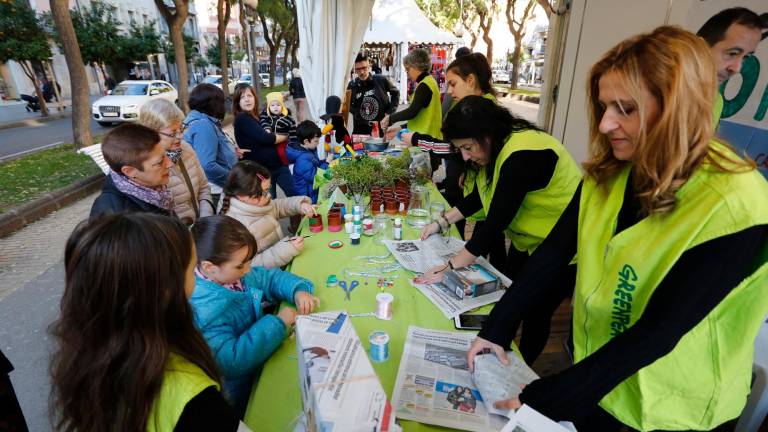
[50,0,93,148]
[281,36,291,84]
[217,0,232,100]
[477,1,496,65]
[238,0,250,73]
[258,10,283,88]
[505,0,536,90]
[290,42,298,70]
[19,62,49,117]
[155,0,190,112]
[509,42,522,90]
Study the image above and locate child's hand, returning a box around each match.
[294,291,320,315]
[299,202,316,216]
[290,236,305,251]
[277,305,298,328]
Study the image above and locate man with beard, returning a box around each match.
[347,53,400,135]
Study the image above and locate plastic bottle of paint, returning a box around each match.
[393,218,402,241]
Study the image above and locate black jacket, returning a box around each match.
[347,74,399,134]
[289,77,305,99]
[90,176,172,218]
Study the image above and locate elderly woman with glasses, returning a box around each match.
[380,48,443,147]
[140,98,214,223]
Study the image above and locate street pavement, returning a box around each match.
[0,96,112,161]
[0,193,96,431]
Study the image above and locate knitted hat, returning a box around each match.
[265,92,288,116]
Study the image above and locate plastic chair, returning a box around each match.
[77,144,110,175]
[735,316,768,432]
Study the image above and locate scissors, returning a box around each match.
[339,280,359,301]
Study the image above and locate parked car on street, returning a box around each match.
[91,80,178,127]
[201,74,236,94]
[259,73,270,87]
[237,74,253,86]
[492,68,509,84]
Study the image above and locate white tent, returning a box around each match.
[296,0,375,123]
[363,0,463,103]
[363,0,463,45]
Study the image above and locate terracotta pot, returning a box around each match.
[327,211,342,232]
[371,200,384,215]
[384,199,398,215]
[395,179,410,188]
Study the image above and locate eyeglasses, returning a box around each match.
[158,125,188,139]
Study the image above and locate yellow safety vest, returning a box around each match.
[146,352,219,432]
[474,129,581,254]
[574,142,768,430]
[407,75,443,140]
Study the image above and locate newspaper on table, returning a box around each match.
[471,352,538,417]
[295,311,397,432]
[500,405,576,432]
[383,236,466,274]
[390,326,509,431]
[385,237,512,319]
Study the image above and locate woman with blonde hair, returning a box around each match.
[140,98,214,223]
[466,26,768,431]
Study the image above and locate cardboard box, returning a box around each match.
[442,264,501,300]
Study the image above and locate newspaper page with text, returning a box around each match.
[295,312,396,432]
[391,326,509,431]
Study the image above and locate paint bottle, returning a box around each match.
[393,218,402,241]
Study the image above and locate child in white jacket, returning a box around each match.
[220,160,316,268]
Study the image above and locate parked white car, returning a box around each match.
[492,69,509,84]
[91,80,178,127]
[259,73,270,87]
[202,74,236,94]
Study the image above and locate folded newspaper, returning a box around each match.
[390,327,507,431]
[471,352,539,417]
[295,311,397,432]
[384,237,512,319]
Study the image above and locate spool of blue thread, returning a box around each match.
[369,331,389,362]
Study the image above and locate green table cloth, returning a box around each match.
[244,186,497,431]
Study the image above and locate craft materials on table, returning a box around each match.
[327,240,343,249]
[283,235,312,242]
[338,280,359,301]
[375,293,394,320]
[368,330,390,362]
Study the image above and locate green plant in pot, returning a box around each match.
[331,156,384,204]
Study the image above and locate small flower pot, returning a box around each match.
[309,215,324,233]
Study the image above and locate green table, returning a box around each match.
[244,188,494,431]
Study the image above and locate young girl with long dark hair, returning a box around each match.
[50,213,239,431]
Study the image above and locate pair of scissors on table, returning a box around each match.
[338,280,359,301]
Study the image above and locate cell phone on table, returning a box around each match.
[454,313,489,330]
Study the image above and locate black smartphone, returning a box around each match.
[453,313,489,330]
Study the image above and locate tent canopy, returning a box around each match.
[363,0,462,45]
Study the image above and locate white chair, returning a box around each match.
[77,144,110,175]
[736,316,768,432]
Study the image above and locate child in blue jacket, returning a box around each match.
[189,215,318,415]
[287,121,333,203]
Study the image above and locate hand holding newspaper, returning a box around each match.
[471,351,539,417]
[385,237,512,319]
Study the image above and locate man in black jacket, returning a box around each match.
[347,53,399,135]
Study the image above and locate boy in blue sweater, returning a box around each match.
[287,121,333,203]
